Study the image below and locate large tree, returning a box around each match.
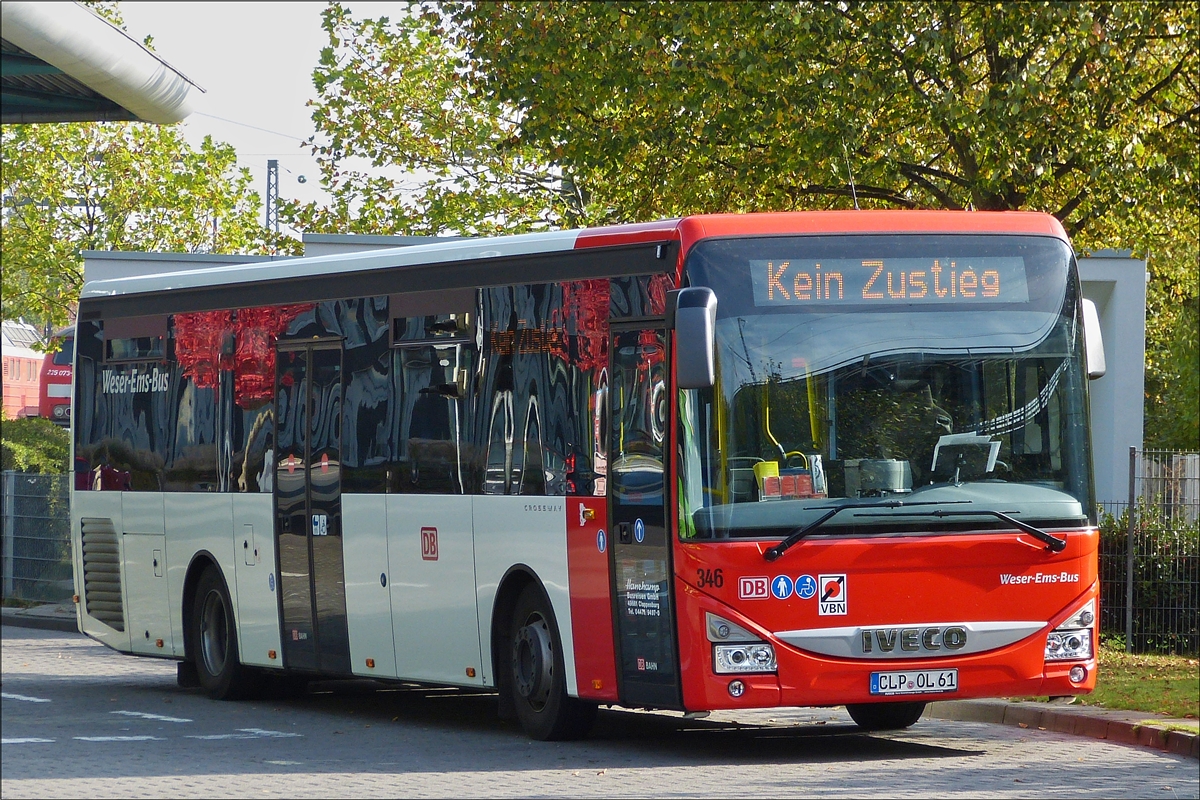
[1,122,296,332]
[457,2,1194,229]
[294,2,1196,234]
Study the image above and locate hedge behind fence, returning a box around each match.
[1099,505,1200,655]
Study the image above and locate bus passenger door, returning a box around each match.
[608,327,682,708]
[275,343,352,675]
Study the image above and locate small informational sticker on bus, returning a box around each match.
[870,669,958,696]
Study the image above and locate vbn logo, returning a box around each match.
[421,527,439,561]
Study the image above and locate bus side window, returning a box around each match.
[392,343,467,494]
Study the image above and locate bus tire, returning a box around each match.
[176,661,200,688]
[507,583,597,741]
[846,701,926,731]
[191,565,257,700]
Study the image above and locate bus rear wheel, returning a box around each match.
[846,701,926,731]
[191,565,258,700]
[507,583,596,741]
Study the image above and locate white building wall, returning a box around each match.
[1079,251,1149,505]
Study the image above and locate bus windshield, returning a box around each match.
[678,233,1094,540]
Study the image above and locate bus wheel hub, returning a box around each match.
[513,617,553,708]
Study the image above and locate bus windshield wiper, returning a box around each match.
[855,508,1067,553]
[762,500,970,562]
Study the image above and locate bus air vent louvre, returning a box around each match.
[81,518,124,631]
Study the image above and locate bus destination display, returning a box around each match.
[750,257,1030,306]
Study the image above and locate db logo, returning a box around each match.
[421,527,439,561]
[739,576,769,600]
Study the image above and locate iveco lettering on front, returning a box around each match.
[861,626,968,653]
[70,211,1100,741]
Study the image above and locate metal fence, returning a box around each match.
[1,471,72,604]
[1098,449,1200,655]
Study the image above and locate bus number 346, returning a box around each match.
[696,568,724,589]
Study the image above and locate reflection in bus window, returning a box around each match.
[521,398,546,496]
[610,331,666,507]
[484,390,517,495]
[392,343,469,494]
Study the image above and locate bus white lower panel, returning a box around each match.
[164,494,237,665]
[471,496,576,696]
[121,493,173,656]
[342,495,396,678]
[231,494,281,669]
[72,491,130,652]
[386,495,483,686]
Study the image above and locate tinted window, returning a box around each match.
[387,343,473,494]
[53,338,74,366]
[106,336,164,362]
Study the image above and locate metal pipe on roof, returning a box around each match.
[1,1,200,124]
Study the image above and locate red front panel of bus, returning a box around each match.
[672,529,1098,711]
[566,497,620,701]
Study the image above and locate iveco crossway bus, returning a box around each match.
[71,211,1105,740]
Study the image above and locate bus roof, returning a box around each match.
[79,210,1068,307]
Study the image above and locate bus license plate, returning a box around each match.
[870,669,958,696]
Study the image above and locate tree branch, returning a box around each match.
[786,182,918,208]
[1054,189,1087,222]
[1134,55,1188,106]
[896,165,962,209]
[896,160,973,189]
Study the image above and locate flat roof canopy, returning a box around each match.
[1,1,199,124]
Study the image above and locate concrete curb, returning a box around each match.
[927,699,1199,760]
[1,605,79,633]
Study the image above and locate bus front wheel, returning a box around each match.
[507,583,596,741]
[191,565,257,700]
[846,701,926,731]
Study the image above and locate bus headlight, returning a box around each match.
[1045,600,1094,661]
[713,643,776,673]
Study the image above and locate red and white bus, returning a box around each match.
[70,211,1105,739]
[39,325,74,425]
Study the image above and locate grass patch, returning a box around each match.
[1085,644,1199,719]
[1138,720,1199,734]
[1012,643,1199,719]
[1,597,41,609]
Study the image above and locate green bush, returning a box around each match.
[1099,504,1200,655]
[0,416,70,474]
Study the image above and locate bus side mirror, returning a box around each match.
[671,287,717,389]
[1081,298,1106,380]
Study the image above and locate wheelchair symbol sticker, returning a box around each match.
[796,574,817,600]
